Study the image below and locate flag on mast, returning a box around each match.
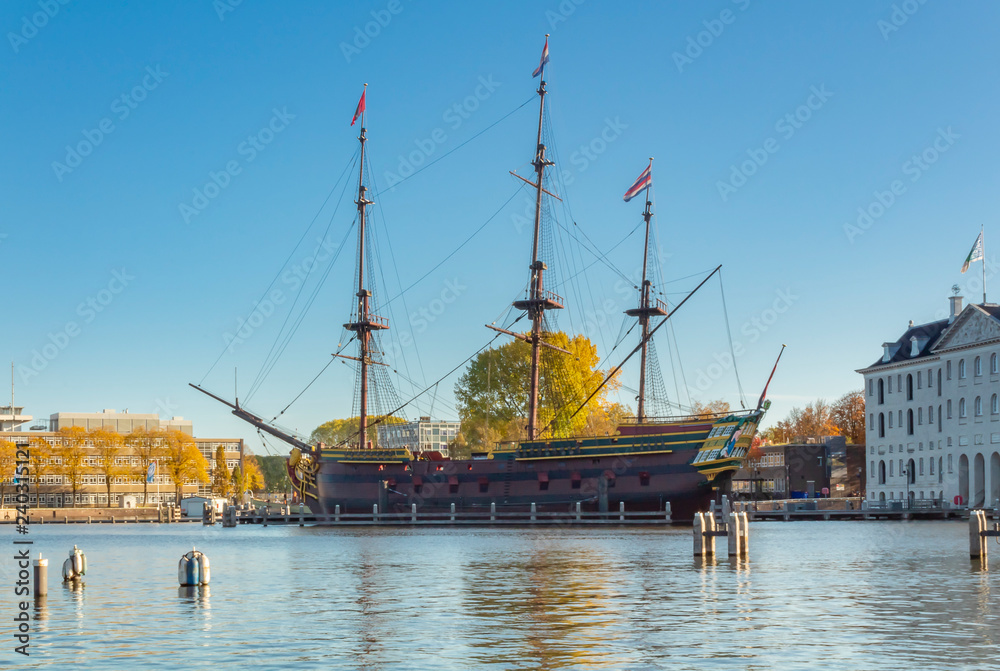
[962,231,984,273]
[623,163,652,202]
[351,86,366,126]
[532,36,550,78]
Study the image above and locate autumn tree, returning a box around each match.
[831,390,865,444]
[690,399,732,419]
[162,430,209,504]
[27,437,53,506]
[311,414,407,448]
[125,427,165,505]
[90,426,126,506]
[231,464,244,499]
[762,400,841,444]
[212,445,231,498]
[57,426,91,507]
[243,455,265,493]
[454,332,620,446]
[0,440,16,506]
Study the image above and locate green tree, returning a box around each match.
[231,464,244,499]
[455,332,620,445]
[126,427,165,506]
[0,440,16,506]
[162,430,210,504]
[90,426,125,506]
[57,426,91,508]
[212,445,231,498]
[257,455,291,493]
[831,390,865,444]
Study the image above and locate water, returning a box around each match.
[1,521,997,669]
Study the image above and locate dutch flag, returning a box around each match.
[623,163,653,202]
[532,36,550,78]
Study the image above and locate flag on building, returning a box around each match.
[962,231,984,273]
[532,37,550,78]
[351,87,366,126]
[623,163,652,202]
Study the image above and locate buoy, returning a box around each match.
[178,547,211,586]
[62,546,86,581]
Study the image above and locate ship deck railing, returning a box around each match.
[624,408,759,424]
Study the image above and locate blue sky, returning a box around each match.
[4,1,1000,453]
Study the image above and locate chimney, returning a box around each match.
[949,295,963,323]
[882,342,900,363]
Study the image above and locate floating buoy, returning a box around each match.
[62,546,86,581]
[178,547,211,586]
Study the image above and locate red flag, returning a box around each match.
[351,87,366,126]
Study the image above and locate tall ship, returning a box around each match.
[193,39,780,521]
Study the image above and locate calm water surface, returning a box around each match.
[1,521,997,669]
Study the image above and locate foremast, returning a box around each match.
[511,37,563,441]
[624,158,667,423]
[344,83,388,449]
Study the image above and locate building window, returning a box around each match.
[947,361,952,380]
[907,374,914,400]
[975,396,983,416]
[889,460,894,478]
[898,410,903,427]
[918,371,923,389]
[869,413,874,431]
[975,356,982,377]
[960,359,966,379]
[947,400,953,419]
[928,368,933,387]
[947,454,953,473]
[993,353,998,374]
[938,368,942,396]
[878,378,885,405]
[929,405,934,424]
[879,460,886,484]
[930,458,935,475]
[889,376,893,393]
[939,457,944,482]
[868,379,874,396]
[897,374,902,391]
[907,409,914,435]
[994,394,999,415]
[918,407,923,425]
[879,413,885,437]
[888,412,893,429]
[919,458,924,476]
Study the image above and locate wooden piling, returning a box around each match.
[619,501,625,522]
[411,503,417,523]
[693,512,705,556]
[970,510,987,559]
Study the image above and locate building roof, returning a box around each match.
[864,318,951,369]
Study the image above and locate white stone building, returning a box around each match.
[858,295,1000,508]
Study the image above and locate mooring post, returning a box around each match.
[721,495,731,521]
[335,504,341,523]
[531,502,537,523]
[411,503,417,523]
[619,501,625,522]
[87,516,91,524]
[373,503,379,523]
[741,511,750,555]
[693,512,705,556]
[705,511,716,556]
[970,509,987,559]
[33,554,48,598]
[450,502,456,522]
[727,510,739,557]
[575,501,581,522]
[665,502,672,524]
[491,502,496,522]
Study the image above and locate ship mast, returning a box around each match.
[511,37,563,441]
[625,159,666,423]
[344,84,387,448]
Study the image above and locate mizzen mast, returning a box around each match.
[512,35,563,441]
[624,159,667,423]
[344,84,388,448]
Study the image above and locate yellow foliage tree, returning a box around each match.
[125,427,166,506]
[27,437,53,507]
[243,454,265,493]
[162,430,209,504]
[90,426,125,506]
[57,426,91,507]
[690,399,732,419]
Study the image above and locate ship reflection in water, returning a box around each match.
[4,522,997,668]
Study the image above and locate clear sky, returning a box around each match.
[4,1,1000,454]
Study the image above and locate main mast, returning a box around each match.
[344,84,387,448]
[625,159,666,423]
[512,36,562,441]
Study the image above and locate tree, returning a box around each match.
[90,426,125,506]
[690,399,732,419]
[831,390,865,444]
[762,399,841,444]
[27,437,53,507]
[243,455,265,493]
[310,415,406,448]
[454,332,620,446]
[0,440,16,506]
[585,402,631,436]
[125,427,165,506]
[256,455,291,493]
[212,445,231,498]
[57,426,91,507]
[162,430,209,504]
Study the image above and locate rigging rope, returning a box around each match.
[719,269,748,409]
